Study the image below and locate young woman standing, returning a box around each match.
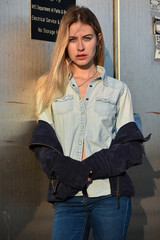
[30,5,150,240]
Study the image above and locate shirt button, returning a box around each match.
[81,126,84,129]
[78,142,82,145]
[82,110,85,114]
[86,98,89,101]
[89,85,92,87]
[77,158,80,161]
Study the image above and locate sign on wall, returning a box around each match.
[150,0,160,60]
[31,0,75,42]
[153,16,160,60]
[150,0,160,12]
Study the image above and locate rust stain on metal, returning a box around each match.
[6,101,28,104]
[146,112,160,115]
[3,140,16,143]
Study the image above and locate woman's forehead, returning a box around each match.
[69,22,94,36]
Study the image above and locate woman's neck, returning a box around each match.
[72,65,101,101]
[72,64,97,80]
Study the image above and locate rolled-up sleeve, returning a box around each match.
[38,107,55,129]
[116,86,134,131]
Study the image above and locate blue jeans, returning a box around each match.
[51,195,131,240]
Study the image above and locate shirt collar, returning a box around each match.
[96,66,109,86]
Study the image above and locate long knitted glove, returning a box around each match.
[82,141,143,180]
[34,146,91,189]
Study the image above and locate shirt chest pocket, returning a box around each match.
[94,97,117,115]
[52,95,73,115]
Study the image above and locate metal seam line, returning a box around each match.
[113,0,120,80]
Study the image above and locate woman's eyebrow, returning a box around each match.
[83,34,93,37]
[69,33,93,38]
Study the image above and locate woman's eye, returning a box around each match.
[69,37,76,42]
[83,36,92,41]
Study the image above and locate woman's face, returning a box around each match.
[67,22,98,69]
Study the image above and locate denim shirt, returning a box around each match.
[39,66,134,197]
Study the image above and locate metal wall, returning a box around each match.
[120,1,160,239]
[0,1,113,240]
[0,1,54,239]
[1,0,160,239]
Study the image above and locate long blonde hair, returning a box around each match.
[36,5,105,115]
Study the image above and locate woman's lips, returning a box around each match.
[76,54,87,60]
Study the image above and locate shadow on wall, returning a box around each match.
[0,121,50,240]
[127,146,160,240]
[0,4,54,238]
[88,149,160,240]
[104,48,113,78]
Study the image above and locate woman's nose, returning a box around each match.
[78,40,84,51]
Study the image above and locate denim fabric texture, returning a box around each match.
[51,195,131,240]
[38,66,135,197]
[30,120,150,203]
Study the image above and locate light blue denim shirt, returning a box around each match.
[39,66,134,197]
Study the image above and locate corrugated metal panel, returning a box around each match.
[120,1,160,239]
[0,1,113,240]
[0,1,54,239]
[3,0,159,239]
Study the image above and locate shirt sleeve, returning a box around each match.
[116,85,134,131]
[38,106,55,129]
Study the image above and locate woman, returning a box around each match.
[30,5,150,240]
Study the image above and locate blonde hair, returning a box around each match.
[36,5,105,115]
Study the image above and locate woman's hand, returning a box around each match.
[87,171,93,182]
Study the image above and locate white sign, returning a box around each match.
[150,0,160,12]
[155,34,160,46]
[155,48,160,59]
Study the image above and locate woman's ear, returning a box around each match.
[97,33,102,45]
